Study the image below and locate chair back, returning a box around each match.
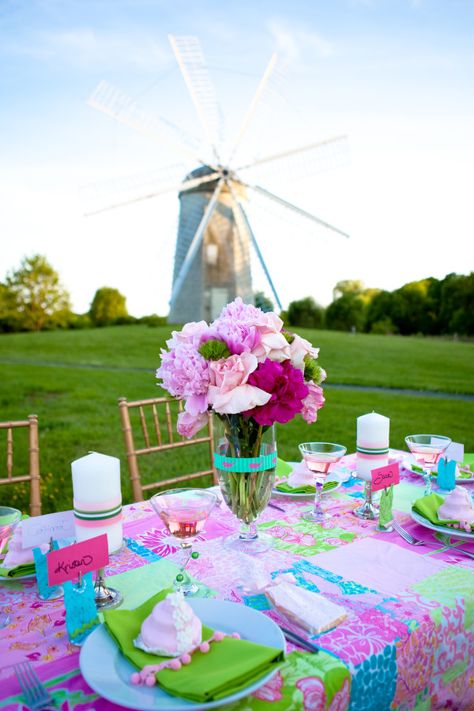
[118,396,216,501]
[0,415,41,516]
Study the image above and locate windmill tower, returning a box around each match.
[86,35,349,323]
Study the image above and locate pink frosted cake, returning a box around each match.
[438,486,474,529]
[134,592,202,657]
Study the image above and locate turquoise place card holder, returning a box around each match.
[437,458,456,491]
[63,572,100,645]
[33,540,63,600]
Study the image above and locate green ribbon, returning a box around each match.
[213,451,277,473]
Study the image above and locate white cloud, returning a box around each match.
[3,28,169,71]
[266,18,333,66]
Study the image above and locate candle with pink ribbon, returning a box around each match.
[356,412,390,481]
[71,451,123,554]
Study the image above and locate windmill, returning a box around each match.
[86,35,349,323]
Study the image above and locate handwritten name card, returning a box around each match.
[22,511,75,549]
[47,534,109,586]
[371,461,400,492]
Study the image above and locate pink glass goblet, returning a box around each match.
[405,434,452,496]
[298,443,347,522]
[150,488,217,596]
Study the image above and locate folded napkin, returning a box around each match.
[103,590,284,703]
[0,563,36,578]
[412,493,474,531]
[0,521,46,578]
[276,458,292,477]
[275,480,338,495]
[459,453,474,479]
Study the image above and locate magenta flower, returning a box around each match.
[244,359,309,426]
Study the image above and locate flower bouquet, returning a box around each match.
[157,298,326,552]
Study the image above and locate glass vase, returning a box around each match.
[213,413,276,554]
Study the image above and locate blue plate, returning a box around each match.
[79,598,285,710]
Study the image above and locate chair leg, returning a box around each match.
[119,399,143,502]
[28,415,41,516]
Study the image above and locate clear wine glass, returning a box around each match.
[150,488,217,596]
[405,434,452,496]
[298,443,347,522]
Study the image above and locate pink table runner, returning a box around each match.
[1,452,473,710]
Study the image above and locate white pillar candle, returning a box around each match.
[71,451,123,554]
[356,412,390,481]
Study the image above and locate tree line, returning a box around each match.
[284,275,474,337]
[1,255,472,337]
[0,255,165,332]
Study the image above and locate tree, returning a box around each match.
[254,291,274,312]
[89,287,128,326]
[325,293,366,332]
[287,297,324,328]
[332,279,365,301]
[4,254,71,331]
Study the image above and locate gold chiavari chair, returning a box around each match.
[0,414,41,516]
[118,396,216,502]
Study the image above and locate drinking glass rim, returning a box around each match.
[298,442,347,454]
[150,488,218,511]
[405,434,451,446]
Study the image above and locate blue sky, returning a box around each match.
[1,0,473,316]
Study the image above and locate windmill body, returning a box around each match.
[169,167,252,323]
[87,35,349,323]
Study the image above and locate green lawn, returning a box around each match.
[1,325,473,514]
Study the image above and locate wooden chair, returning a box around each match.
[118,396,217,501]
[0,415,41,516]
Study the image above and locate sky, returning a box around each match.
[1,0,473,317]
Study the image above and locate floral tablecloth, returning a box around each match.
[1,452,473,710]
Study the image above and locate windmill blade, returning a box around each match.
[227,52,278,164]
[83,169,221,217]
[169,178,225,308]
[169,35,222,163]
[87,80,216,169]
[245,182,350,239]
[236,134,349,173]
[227,182,282,310]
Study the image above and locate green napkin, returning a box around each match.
[103,589,284,703]
[276,480,339,495]
[0,563,35,579]
[275,458,292,477]
[459,453,474,479]
[412,492,474,531]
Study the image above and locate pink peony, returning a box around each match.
[177,411,209,438]
[213,297,289,362]
[166,321,209,349]
[207,352,271,414]
[244,359,309,426]
[289,334,320,372]
[301,381,325,424]
[156,343,209,415]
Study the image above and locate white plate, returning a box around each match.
[272,479,341,499]
[80,598,284,710]
[402,458,474,484]
[411,510,474,542]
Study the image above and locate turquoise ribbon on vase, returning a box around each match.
[213,451,278,473]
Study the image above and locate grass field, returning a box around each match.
[1,325,473,514]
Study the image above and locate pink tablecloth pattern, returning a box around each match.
[1,452,474,710]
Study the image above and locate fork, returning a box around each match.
[392,520,425,546]
[14,661,54,710]
[437,534,474,560]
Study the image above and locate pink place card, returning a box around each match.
[371,461,400,492]
[47,534,109,586]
